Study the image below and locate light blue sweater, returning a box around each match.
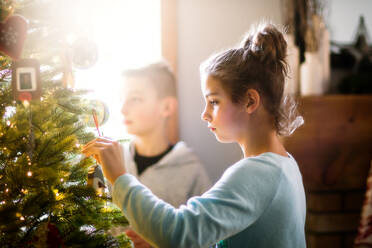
[113,152,306,248]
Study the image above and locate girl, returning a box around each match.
[83,23,306,248]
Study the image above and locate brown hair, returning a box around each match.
[200,22,303,136]
[122,61,177,98]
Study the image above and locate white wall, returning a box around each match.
[176,0,283,182]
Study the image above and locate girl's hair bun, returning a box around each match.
[242,23,287,66]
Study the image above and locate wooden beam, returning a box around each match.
[161,0,179,144]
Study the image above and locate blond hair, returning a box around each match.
[122,61,177,98]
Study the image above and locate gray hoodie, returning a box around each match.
[124,141,211,207]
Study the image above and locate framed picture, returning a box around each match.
[11,59,41,101]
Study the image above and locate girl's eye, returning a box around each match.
[209,100,218,106]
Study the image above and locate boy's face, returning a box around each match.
[120,77,165,136]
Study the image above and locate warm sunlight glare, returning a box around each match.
[74,0,161,139]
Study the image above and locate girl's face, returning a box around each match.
[120,77,165,136]
[201,75,248,143]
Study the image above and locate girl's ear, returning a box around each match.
[161,96,178,117]
[245,89,260,114]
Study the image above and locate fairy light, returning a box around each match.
[75,143,80,148]
[27,171,32,177]
[20,216,25,221]
[60,178,64,182]
[103,204,109,212]
[22,100,30,108]
[0,201,5,205]
[28,162,31,166]
[6,120,10,126]
[40,97,44,101]
[54,189,64,201]
[5,188,9,193]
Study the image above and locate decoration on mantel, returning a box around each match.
[300,14,330,96]
[331,16,372,94]
[281,0,330,96]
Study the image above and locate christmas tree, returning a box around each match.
[0,1,131,247]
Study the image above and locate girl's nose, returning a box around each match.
[201,107,211,122]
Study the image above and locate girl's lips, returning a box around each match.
[209,127,216,131]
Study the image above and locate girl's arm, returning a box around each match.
[113,159,282,248]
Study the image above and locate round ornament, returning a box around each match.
[71,38,98,69]
[0,15,28,60]
[82,99,109,128]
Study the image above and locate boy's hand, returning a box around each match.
[125,229,153,248]
[82,137,126,184]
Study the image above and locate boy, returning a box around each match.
[119,61,211,247]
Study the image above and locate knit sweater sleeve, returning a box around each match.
[112,157,283,248]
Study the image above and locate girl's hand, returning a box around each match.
[82,137,126,184]
[125,229,153,248]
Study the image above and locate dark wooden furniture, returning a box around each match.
[283,95,372,248]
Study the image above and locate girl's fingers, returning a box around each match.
[82,141,110,154]
[83,140,106,150]
[82,145,105,157]
[83,137,114,149]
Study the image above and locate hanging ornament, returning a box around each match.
[87,164,106,196]
[0,0,14,22]
[71,38,98,69]
[32,222,64,248]
[81,99,109,128]
[11,59,41,101]
[0,15,27,60]
[61,48,75,88]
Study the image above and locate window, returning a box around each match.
[74,0,162,139]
